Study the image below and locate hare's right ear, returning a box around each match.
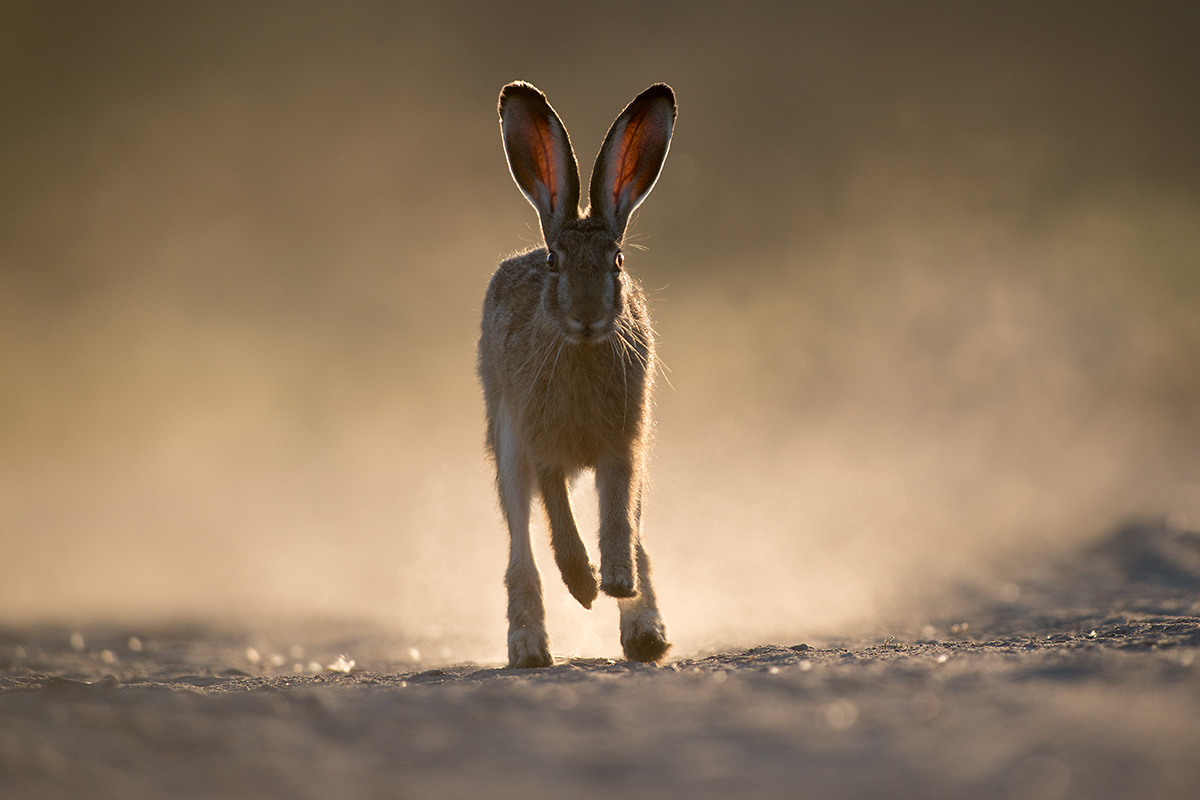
[499,82,581,242]
[589,84,676,238]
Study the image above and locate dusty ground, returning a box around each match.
[2,520,1199,800]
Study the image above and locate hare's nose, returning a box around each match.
[567,304,604,331]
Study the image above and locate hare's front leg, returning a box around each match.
[538,467,599,609]
[619,538,670,662]
[595,458,639,598]
[496,412,552,668]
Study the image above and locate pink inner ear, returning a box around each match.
[519,111,560,213]
[610,112,667,212]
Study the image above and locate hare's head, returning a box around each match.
[499,82,675,344]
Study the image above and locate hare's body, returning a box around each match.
[479,82,675,668]
[481,249,654,471]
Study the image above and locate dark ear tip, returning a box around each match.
[638,83,677,114]
[499,81,547,113]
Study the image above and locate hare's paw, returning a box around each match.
[563,560,600,609]
[600,556,637,599]
[600,566,637,598]
[508,627,553,669]
[621,610,670,663]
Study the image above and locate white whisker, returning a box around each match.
[541,339,567,427]
[520,332,559,420]
[610,334,629,433]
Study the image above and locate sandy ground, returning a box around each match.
[2,521,1199,800]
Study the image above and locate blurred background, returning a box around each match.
[2,1,1198,662]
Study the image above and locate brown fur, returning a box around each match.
[479,82,676,667]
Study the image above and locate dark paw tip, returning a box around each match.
[623,631,670,663]
[568,571,600,609]
[509,653,554,669]
[600,581,638,599]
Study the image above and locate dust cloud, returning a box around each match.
[2,2,1198,661]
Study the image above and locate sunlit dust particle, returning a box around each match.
[271,654,286,667]
[921,625,936,639]
[712,670,727,684]
[768,666,780,675]
[799,660,813,671]
[327,655,356,673]
[822,700,858,731]
[407,647,421,662]
[307,661,322,673]
[910,691,941,721]
[936,654,949,664]
[245,647,261,664]
[69,633,85,652]
[289,645,305,659]
[127,637,143,653]
[100,649,116,664]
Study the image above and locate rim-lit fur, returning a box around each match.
[479,82,676,668]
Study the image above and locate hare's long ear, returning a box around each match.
[499,82,581,242]
[588,84,676,238]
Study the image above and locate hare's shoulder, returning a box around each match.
[482,249,548,339]
[487,249,547,300]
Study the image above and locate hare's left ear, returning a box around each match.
[589,84,676,238]
[499,82,581,242]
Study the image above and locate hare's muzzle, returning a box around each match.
[564,304,613,344]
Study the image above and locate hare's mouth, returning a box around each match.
[563,316,615,344]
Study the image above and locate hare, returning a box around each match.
[478,81,676,668]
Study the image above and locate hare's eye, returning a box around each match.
[614,252,624,270]
[546,251,558,271]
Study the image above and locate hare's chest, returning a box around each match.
[519,348,644,466]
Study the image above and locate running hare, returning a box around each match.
[479,82,676,668]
